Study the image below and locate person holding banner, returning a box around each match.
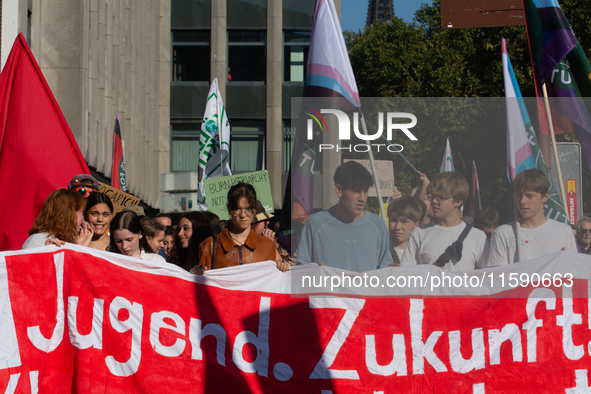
[401,172,489,271]
[110,211,165,262]
[197,183,290,272]
[487,169,577,266]
[297,161,393,271]
[22,189,94,249]
[84,192,114,251]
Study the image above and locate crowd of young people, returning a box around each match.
[20,174,290,274]
[19,163,587,276]
[298,161,583,273]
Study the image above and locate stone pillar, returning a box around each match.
[211,0,226,98]
[267,0,283,208]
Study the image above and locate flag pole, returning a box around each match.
[360,111,387,224]
[512,201,524,262]
[218,92,224,176]
[541,82,568,213]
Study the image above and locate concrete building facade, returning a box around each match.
[1,0,340,211]
[2,0,171,208]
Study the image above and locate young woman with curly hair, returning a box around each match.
[22,188,93,249]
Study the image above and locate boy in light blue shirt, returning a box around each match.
[297,161,393,272]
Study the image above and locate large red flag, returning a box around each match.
[0,33,90,251]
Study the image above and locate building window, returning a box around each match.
[172,30,210,82]
[228,30,266,83]
[171,122,201,171]
[230,120,265,173]
[284,31,310,83]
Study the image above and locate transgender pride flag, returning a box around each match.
[502,38,569,223]
[306,0,361,108]
[502,38,535,181]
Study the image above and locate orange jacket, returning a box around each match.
[199,227,277,270]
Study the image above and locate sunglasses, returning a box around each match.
[581,229,591,234]
[73,187,97,198]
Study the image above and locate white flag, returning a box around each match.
[440,138,455,173]
[197,78,232,210]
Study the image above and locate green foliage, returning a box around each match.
[345,0,591,221]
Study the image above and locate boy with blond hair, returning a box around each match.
[401,172,489,271]
[488,169,576,266]
[387,197,422,266]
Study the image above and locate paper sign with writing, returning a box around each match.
[98,182,140,214]
[344,159,395,197]
[203,171,273,220]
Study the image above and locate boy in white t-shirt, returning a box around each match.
[487,169,577,266]
[387,197,421,266]
[401,172,489,271]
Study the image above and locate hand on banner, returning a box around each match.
[190,265,207,275]
[74,221,94,247]
[392,186,402,200]
[276,259,291,272]
[45,237,66,247]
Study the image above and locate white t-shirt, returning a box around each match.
[400,222,489,271]
[487,219,577,266]
[394,247,404,262]
[22,233,50,249]
[140,249,166,263]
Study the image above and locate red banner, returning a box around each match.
[1,246,591,393]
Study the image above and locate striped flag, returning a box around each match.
[285,0,360,223]
[523,0,591,172]
[111,114,128,192]
[439,138,454,173]
[197,78,232,210]
[502,38,569,223]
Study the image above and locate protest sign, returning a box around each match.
[1,246,591,393]
[98,182,140,214]
[203,171,273,219]
[344,160,394,197]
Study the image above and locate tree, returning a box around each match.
[345,0,591,221]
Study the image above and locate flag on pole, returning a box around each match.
[111,114,128,192]
[439,138,454,173]
[0,33,90,251]
[467,161,482,217]
[502,38,569,223]
[522,0,591,172]
[197,78,232,210]
[282,0,361,228]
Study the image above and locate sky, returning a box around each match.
[340,0,432,32]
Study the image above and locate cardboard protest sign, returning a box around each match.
[344,159,395,197]
[2,246,591,393]
[98,182,140,214]
[203,170,273,219]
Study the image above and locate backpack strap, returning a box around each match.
[434,224,472,267]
